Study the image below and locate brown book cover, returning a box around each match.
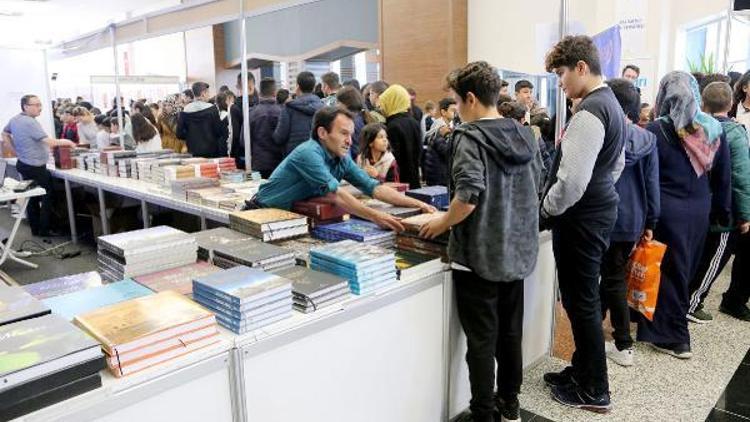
[133,262,221,296]
[73,291,215,357]
[400,212,447,232]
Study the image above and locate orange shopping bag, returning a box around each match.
[626,240,668,321]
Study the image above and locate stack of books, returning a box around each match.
[394,248,444,283]
[214,157,237,173]
[310,240,397,295]
[42,278,154,321]
[191,227,254,261]
[405,186,449,209]
[134,261,222,296]
[311,219,395,248]
[362,199,421,218]
[73,291,220,377]
[194,162,219,179]
[0,314,105,420]
[24,271,104,300]
[192,266,293,334]
[0,286,51,326]
[220,169,245,184]
[203,192,246,211]
[229,209,309,242]
[186,186,230,205]
[53,146,73,169]
[103,150,137,177]
[97,226,198,282]
[292,195,349,226]
[212,239,296,271]
[273,266,349,313]
[170,177,220,201]
[160,165,198,187]
[147,159,183,184]
[396,212,449,259]
[272,236,328,266]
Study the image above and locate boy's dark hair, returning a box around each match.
[130,113,157,143]
[732,70,750,117]
[94,114,107,126]
[182,89,194,100]
[369,80,390,95]
[622,64,640,76]
[314,83,324,99]
[545,35,602,76]
[343,79,361,90]
[498,101,526,122]
[438,97,456,111]
[237,72,256,85]
[445,61,502,107]
[297,71,316,94]
[605,78,641,123]
[699,73,731,94]
[321,72,341,90]
[276,89,290,104]
[215,92,235,112]
[192,82,209,98]
[311,106,354,141]
[336,86,364,113]
[259,78,277,98]
[702,81,733,114]
[500,79,509,89]
[359,122,388,161]
[496,94,513,106]
[219,85,230,93]
[514,80,534,92]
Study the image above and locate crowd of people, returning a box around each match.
[3,32,750,422]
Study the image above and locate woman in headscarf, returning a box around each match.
[379,84,422,189]
[158,93,187,153]
[636,71,731,358]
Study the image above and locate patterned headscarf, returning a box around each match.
[161,93,183,127]
[654,71,723,177]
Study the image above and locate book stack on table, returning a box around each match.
[361,199,422,219]
[292,195,349,226]
[24,271,104,300]
[273,266,350,314]
[53,146,73,169]
[394,248,444,283]
[0,286,51,327]
[310,240,397,295]
[0,313,105,421]
[42,279,153,321]
[214,157,237,173]
[74,291,220,377]
[170,177,220,201]
[311,219,395,248]
[134,261,222,297]
[195,162,219,179]
[396,212,449,260]
[192,266,293,334]
[230,209,309,242]
[405,185,449,209]
[191,227,255,261]
[96,226,198,282]
[220,169,245,184]
[272,236,328,266]
[212,238,296,271]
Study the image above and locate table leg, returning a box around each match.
[97,187,109,235]
[64,179,78,244]
[200,215,207,230]
[0,197,38,269]
[141,200,149,228]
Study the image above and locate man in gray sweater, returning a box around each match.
[421,61,541,422]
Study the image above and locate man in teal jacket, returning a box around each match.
[687,81,750,323]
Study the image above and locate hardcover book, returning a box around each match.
[192,266,292,305]
[1,372,102,421]
[133,261,222,296]
[400,212,448,233]
[0,287,51,327]
[405,185,449,208]
[272,266,348,299]
[43,279,154,321]
[311,220,394,243]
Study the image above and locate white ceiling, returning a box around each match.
[0,0,183,48]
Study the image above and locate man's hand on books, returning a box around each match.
[419,216,449,240]
[372,211,405,233]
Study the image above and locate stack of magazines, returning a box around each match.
[97,226,198,282]
[74,291,220,377]
[273,266,350,314]
[229,209,309,242]
[192,266,293,334]
[310,240,397,295]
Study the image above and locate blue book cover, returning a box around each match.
[213,307,291,334]
[310,257,397,280]
[309,240,395,269]
[311,220,393,242]
[192,266,291,305]
[192,289,291,320]
[42,279,153,321]
[406,186,449,207]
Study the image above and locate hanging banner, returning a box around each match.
[593,25,623,80]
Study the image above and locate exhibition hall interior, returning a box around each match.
[0,0,749,421]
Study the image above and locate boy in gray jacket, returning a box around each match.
[421,61,541,422]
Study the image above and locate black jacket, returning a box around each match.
[230,93,259,168]
[386,112,422,189]
[249,98,283,173]
[177,102,228,158]
[422,119,451,186]
[273,94,323,155]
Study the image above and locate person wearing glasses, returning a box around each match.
[2,94,75,237]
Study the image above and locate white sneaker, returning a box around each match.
[605,341,634,367]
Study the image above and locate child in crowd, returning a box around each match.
[131,113,162,153]
[94,115,112,149]
[356,122,400,183]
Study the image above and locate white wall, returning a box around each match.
[0,48,54,136]
[184,27,217,90]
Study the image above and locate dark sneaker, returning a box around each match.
[498,397,520,422]
[719,302,750,322]
[543,366,576,388]
[551,384,612,414]
[451,410,494,422]
[687,305,713,324]
[649,342,692,359]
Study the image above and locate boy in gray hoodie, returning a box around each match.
[421,61,541,422]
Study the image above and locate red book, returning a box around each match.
[292,194,348,221]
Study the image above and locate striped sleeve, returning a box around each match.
[542,109,605,217]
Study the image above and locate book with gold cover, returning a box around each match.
[230,208,309,241]
[73,291,216,357]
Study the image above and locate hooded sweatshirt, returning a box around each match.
[711,116,750,232]
[610,124,661,242]
[422,118,451,186]
[448,118,542,282]
[176,100,228,158]
[273,93,324,155]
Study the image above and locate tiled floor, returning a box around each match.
[707,349,750,421]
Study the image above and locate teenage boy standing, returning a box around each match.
[421,61,542,422]
[540,35,626,413]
